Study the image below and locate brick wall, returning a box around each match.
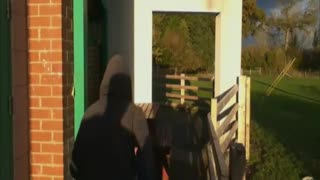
[28,0,73,179]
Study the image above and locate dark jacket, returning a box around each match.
[71,55,155,180]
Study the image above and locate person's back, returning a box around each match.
[70,55,155,180]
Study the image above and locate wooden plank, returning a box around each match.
[207,144,218,180]
[221,121,239,154]
[238,76,246,146]
[217,85,239,113]
[166,93,198,101]
[211,99,218,131]
[145,103,153,119]
[165,84,199,91]
[149,103,160,119]
[207,113,229,179]
[142,103,148,112]
[165,74,213,82]
[181,74,185,104]
[136,103,142,108]
[245,77,251,160]
[216,104,238,138]
[165,74,198,81]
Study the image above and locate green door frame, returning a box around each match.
[0,0,13,179]
[74,0,88,137]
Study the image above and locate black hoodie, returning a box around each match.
[71,55,155,180]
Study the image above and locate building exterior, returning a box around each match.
[0,0,242,179]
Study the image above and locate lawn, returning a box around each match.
[250,76,320,178]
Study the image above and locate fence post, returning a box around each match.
[181,73,185,104]
[245,77,251,161]
[211,99,218,131]
[238,76,246,147]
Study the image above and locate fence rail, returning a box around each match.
[163,73,214,104]
[207,76,251,180]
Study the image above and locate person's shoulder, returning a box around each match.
[82,99,106,122]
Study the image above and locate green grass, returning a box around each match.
[251,76,320,178]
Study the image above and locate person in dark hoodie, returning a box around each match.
[70,55,155,180]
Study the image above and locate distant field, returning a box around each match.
[251,76,320,177]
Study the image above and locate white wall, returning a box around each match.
[103,0,242,103]
[133,0,243,103]
[214,0,243,95]
[133,1,153,103]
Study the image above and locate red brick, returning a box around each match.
[29,52,40,62]
[32,176,52,180]
[30,63,51,74]
[42,166,63,176]
[31,165,42,174]
[29,29,39,39]
[32,154,52,164]
[40,51,63,62]
[29,40,51,50]
[30,109,51,119]
[53,132,63,142]
[52,63,63,73]
[30,120,41,130]
[30,97,41,107]
[52,109,63,119]
[42,97,63,108]
[53,154,63,164]
[53,177,64,180]
[30,86,52,96]
[39,5,61,15]
[51,0,62,4]
[51,40,62,50]
[42,121,63,131]
[29,0,50,3]
[29,74,40,84]
[31,131,52,142]
[51,16,62,27]
[41,74,63,84]
[28,5,39,16]
[40,28,62,39]
[42,144,63,153]
[29,16,51,27]
[31,142,41,152]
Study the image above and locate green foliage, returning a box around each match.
[242,47,288,72]
[153,13,215,73]
[249,122,304,180]
[242,0,266,37]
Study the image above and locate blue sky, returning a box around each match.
[257,0,277,11]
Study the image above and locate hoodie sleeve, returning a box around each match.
[133,106,156,180]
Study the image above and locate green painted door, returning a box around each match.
[0,0,13,179]
[74,0,88,137]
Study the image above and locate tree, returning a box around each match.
[152,13,215,73]
[242,0,266,37]
[266,0,318,51]
[312,29,319,49]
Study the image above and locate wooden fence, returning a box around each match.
[207,76,251,180]
[164,73,213,105]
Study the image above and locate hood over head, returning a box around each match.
[99,55,132,100]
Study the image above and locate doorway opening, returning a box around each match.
[152,12,216,107]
